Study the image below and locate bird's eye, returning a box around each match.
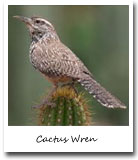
[35,20,46,25]
[35,20,40,24]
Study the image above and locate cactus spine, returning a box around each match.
[36,86,92,126]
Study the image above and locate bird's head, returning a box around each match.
[13,16,56,41]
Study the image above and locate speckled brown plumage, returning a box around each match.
[14,16,126,109]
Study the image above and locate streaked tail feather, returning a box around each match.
[78,76,126,109]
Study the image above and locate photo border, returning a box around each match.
[4,0,133,152]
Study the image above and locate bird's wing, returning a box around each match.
[32,41,92,79]
[47,42,93,78]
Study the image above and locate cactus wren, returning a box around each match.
[14,15,126,109]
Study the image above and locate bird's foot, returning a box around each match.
[32,85,58,109]
[61,82,78,96]
[32,98,56,109]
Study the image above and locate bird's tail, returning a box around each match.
[78,75,126,109]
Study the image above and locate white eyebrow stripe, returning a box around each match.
[36,18,53,26]
[44,20,53,26]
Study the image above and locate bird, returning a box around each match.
[13,15,126,109]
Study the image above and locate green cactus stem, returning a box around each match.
[36,86,92,126]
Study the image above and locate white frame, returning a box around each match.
[4,0,133,152]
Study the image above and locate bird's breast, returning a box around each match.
[29,42,48,70]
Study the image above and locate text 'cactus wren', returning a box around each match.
[14,15,126,109]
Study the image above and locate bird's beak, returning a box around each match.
[13,16,33,27]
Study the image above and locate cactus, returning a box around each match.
[36,86,92,126]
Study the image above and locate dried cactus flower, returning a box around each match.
[36,86,92,126]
